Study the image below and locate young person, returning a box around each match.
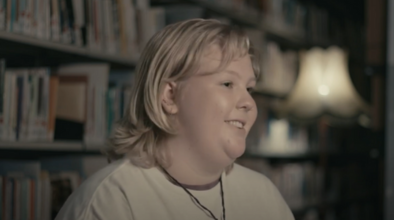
[55,18,295,220]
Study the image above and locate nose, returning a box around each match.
[236,89,255,112]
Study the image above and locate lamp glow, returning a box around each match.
[275,46,370,122]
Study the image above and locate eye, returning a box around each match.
[222,82,233,88]
[247,87,254,94]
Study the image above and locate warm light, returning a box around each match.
[275,46,370,122]
[318,85,330,96]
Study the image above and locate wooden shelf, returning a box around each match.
[242,151,320,161]
[151,0,261,26]
[262,20,306,45]
[185,0,261,27]
[0,141,102,152]
[0,30,138,69]
[252,90,288,99]
[0,142,104,160]
[242,150,380,164]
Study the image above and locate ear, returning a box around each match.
[161,81,179,114]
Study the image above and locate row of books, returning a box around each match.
[0,155,109,220]
[236,158,324,211]
[0,61,52,142]
[0,59,134,147]
[0,55,301,149]
[0,0,165,57]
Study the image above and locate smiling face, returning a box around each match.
[170,46,258,168]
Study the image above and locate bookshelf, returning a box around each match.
[0,0,142,216]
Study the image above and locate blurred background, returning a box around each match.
[0,0,393,219]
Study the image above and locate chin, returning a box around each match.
[224,142,246,160]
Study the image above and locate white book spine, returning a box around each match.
[1,72,10,141]
[9,73,17,141]
[0,0,5,30]
[41,69,50,141]
[19,70,30,141]
[72,0,84,46]
[36,0,45,39]
[50,0,60,41]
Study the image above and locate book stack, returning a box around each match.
[0,156,109,220]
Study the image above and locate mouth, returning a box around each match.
[225,120,245,129]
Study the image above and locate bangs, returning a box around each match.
[216,30,252,74]
[164,21,261,83]
[193,27,261,78]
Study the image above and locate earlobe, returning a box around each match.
[161,81,179,114]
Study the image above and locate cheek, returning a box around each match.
[199,97,228,126]
[178,91,216,125]
[178,83,234,125]
[211,99,226,117]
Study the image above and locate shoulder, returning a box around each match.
[228,163,273,188]
[227,163,295,220]
[55,158,142,220]
[229,163,283,197]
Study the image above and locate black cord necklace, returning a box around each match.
[161,168,226,220]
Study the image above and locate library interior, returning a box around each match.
[0,0,393,219]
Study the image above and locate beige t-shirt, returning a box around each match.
[55,158,294,220]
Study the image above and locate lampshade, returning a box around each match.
[274,46,370,123]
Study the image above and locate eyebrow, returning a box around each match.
[225,70,256,83]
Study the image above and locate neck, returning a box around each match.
[158,136,226,186]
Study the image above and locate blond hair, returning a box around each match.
[105,19,261,169]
